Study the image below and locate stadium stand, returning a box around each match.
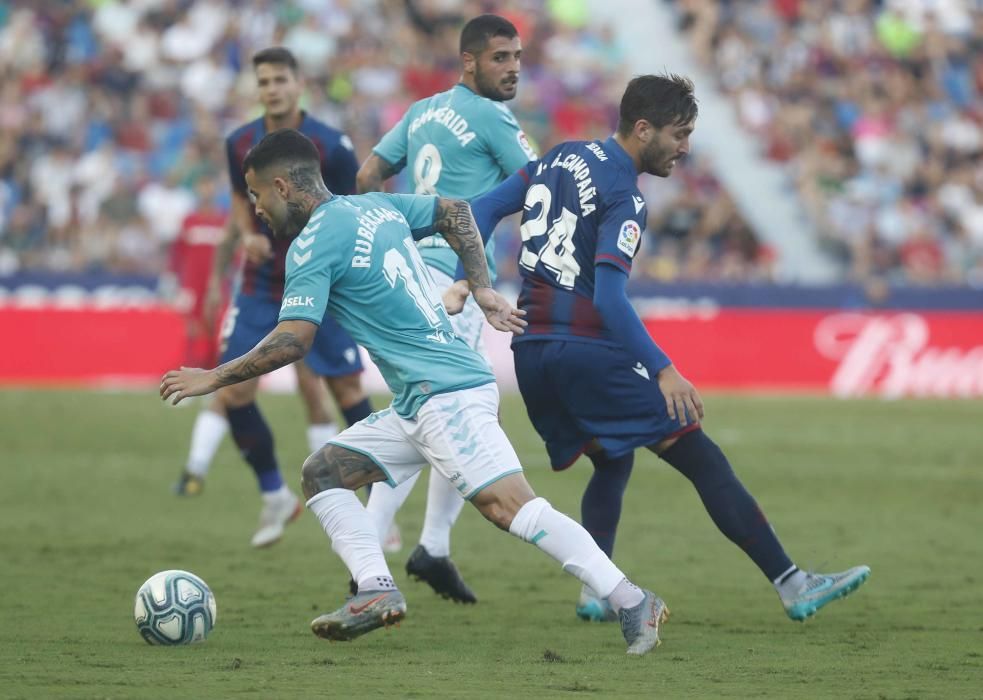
[668,0,982,286]
[0,0,769,282]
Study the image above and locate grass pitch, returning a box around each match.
[1,389,980,699]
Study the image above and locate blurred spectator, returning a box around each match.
[671,0,982,285]
[0,0,773,284]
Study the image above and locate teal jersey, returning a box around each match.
[279,194,495,419]
[373,83,536,277]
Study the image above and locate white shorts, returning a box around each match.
[428,267,487,359]
[328,383,522,500]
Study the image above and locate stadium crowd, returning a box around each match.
[0,0,768,284]
[671,0,983,285]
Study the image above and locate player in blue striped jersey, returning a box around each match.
[450,74,870,623]
[173,48,373,549]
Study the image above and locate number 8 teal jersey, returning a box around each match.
[373,84,536,277]
[279,193,495,419]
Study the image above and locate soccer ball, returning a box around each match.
[134,570,217,645]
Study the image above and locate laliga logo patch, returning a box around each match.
[617,220,641,257]
[517,130,536,159]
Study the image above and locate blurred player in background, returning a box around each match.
[172,47,374,549]
[162,128,668,656]
[167,174,227,369]
[355,13,536,604]
[449,74,870,623]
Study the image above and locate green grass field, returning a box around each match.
[1,389,981,699]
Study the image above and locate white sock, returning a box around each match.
[185,409,228,477]
[306,423,339,454]
[418,469,466,557]
[508,497,627,602]
[608,578,645,612]
[365,470,420,546]
[261,484,292,505]
[773,565,807,599]
[307,488,394,587]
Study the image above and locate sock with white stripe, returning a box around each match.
[508,497,631,606]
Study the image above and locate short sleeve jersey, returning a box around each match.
[278,193,495,418]
[373,84,536,278]
[225,113,359,302]
[509,136,648,346]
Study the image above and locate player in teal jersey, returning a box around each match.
[356,14,537,603]
[161,129,668,655]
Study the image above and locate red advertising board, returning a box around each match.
[644,310,983,398]
[3,306,982,397]
[1,306,186,386]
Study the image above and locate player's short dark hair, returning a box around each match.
[252,46,299,74]
[460,14,518,55]
[617,74,698,135]
[243,128,319,176]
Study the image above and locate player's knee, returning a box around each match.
[300,446,348,499]
[217,381,257,408]
[660,429,736,485]
[471,474,537,531]
[301,444,385,499]
[326,374,365,408]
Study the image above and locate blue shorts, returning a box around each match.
[219,294,363,377]
[512,340,696,470]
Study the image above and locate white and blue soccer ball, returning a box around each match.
[134,570,217,645]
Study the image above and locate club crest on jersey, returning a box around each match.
[517,130,536,159]
[617,220,641,257]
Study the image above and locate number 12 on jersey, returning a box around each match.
[519,183,581,289]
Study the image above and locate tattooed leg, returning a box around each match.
[301,443,388,499]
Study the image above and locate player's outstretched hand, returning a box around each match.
[442,280,471,316]
[160,367,218,406]
[243,233,273,264]
[657,364,704,427]
[473,287,527,335]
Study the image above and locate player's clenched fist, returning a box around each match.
[160,367,218,405]
[656,364,704,427]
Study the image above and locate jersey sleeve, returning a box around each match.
[484,105,537,175]
[383,193,439,240]
[372,114,410,173]
[225,133,247,196]
[279,223,345,325]
[594,188,646,276]
[324,134,359,195]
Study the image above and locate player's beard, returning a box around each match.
[280,200,310,238]
[643,140,676,178]
[475,67,516,102]
[266,201,309,238]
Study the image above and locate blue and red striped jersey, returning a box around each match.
[511,136,647,346]
[225,113,358,301]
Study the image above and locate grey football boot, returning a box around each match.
[311,589,407,641]
[619,589,669,656]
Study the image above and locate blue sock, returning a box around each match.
[341,398,373,427]
[659,429,793,581]
[581,452,634,557]
[226,403,283,493]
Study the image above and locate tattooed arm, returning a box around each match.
[160,320,317,404]
[433,197,492,290]
[356,153,400,194]
[433,197,526,334]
